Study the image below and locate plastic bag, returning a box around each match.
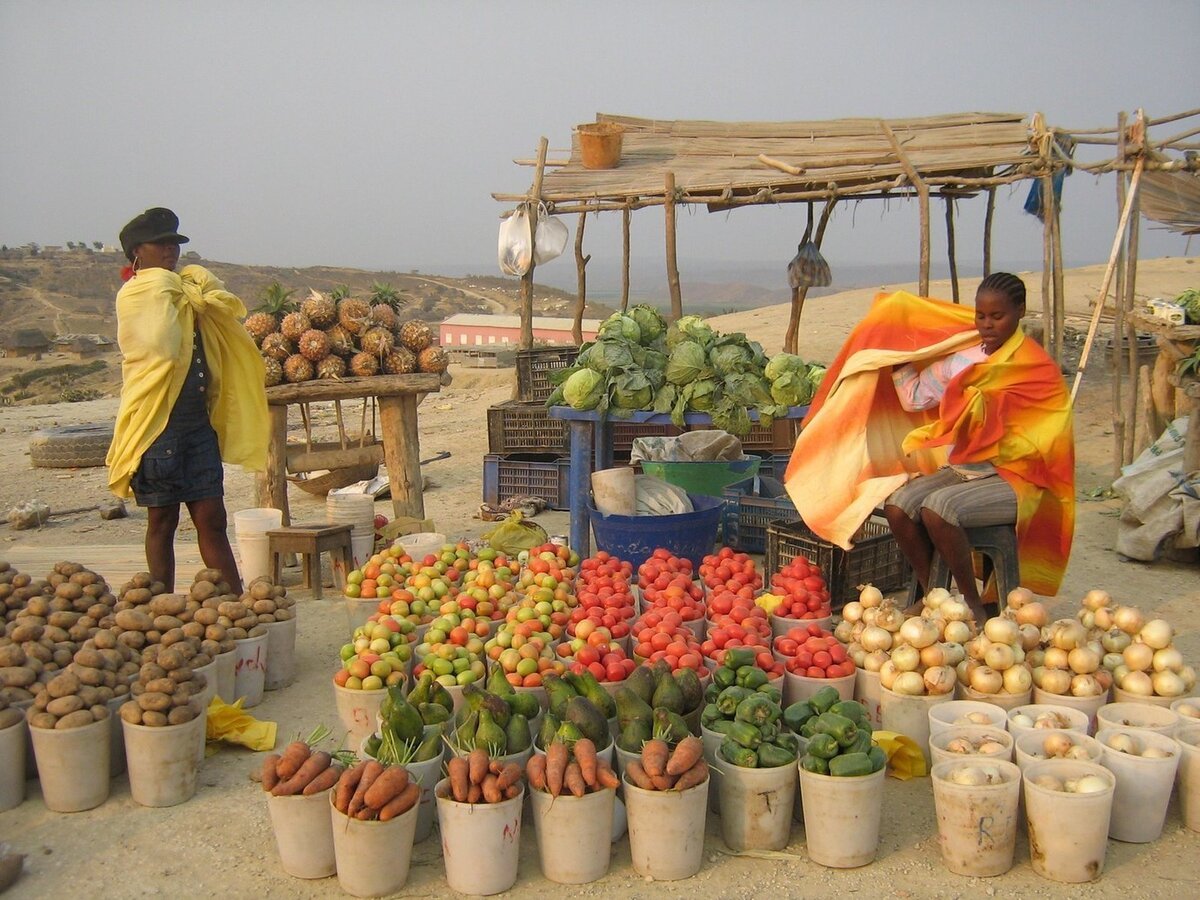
[532,202,568,265]
[634,475,693,515]
[482,510,548,554]
[498,205,533,276]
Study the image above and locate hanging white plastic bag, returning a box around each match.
[498,204,533,276]
[532,202,569,265]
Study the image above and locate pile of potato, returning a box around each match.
[119,643,207,728]
[0,697,22,730]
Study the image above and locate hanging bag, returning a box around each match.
[532,201,568,265]
[498,204,533,276]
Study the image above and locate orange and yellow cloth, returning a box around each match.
[784,291,1074,595]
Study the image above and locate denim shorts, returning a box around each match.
[131,420,224,508]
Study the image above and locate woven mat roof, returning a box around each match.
[518,112,1041,208]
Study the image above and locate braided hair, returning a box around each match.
[978,272,1026,311]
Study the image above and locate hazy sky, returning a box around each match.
[2,0,1197,291]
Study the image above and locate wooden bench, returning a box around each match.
[267,524,355,599]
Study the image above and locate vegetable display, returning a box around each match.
[445,749,525,804]
[796,696,886,777]
[333,760,422,820]
[761,556,831,621]
[365,686,445,765]
[615,662,703,753]
[774,623,855,679]
[569,551,636,642]
[702,661,797,769]
[699,549,763,597]
[334,616,413,691]
[624,735,709,792]
[1022,731,1096,761]
[263,732,347,798]
[631,611,705,670]
[447,683,535,757]
[117,642,207,728]
[527,737,620,797]
[959,617,1033,697]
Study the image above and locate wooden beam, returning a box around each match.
[572,211,589,345]
[1051,180,1066,364]
[520,137,549,351]
[1040,173,1054,361]
[664,171,682,321]
[1111,113,1128,475]
[621,205,631,312]
[286,440,382,474]
[256,405,290,525]
[378,395,423,520]
[879,120,930,295]
[1123,114,1144,465]
[944,194,959,303]
[1146,106,1200,126]
[513,158,570,167]
[265,374,440,405]
[783,199,837,354]
[982,187,995,277]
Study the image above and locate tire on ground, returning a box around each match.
[28,423,115,469]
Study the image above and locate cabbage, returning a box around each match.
[666,315,715,349]
[611,369,654,411]
[628,304,667,344]
[562,368,606,410]
[684,378,719,412]
[710,397,752,436]
[1178,288,1200,324]
[579,339,634,376]
[806,365,827,396]
[598,313,641,344]
[769,371,810,406]
[640,347,667,373]
[764,352,806,382]
[709,340,755,377]
[723,372,774,409]
[665,340,711,385]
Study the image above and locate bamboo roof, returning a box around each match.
[497,112,1046,211]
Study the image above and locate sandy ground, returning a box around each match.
[0,259,1198,897]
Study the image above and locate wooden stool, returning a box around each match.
[267,524,354,599]
[909,524,1021,609]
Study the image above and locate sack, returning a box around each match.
[498,205,533,276]
[532,202,568,265]
[482,510,548,554]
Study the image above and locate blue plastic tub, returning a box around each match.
[587,494,724,569]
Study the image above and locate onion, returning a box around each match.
[891,644,921,672]
[985,643,1016,671]
[1121,670,1153,696]
[858,584,883,608]
[1101,628,1131,653]
[864,649,889,672]
[967,636,991,662]
[1043,732,1073,757]
[924,665,957,695]
[1152,670,1186,697]
[941,599,973,622]
[1180,666,1197,692]
[899,617,939,650]
[1123,643,1154,672]
[862,608,879,627]
[842,601,864,623]
[1026,648,1045,669]
[948,765,988,786]
[1070,673,1103,697]
[965,711,993,725]
[892,671,926,695]
[941,642,966,667]
[1092,606,1114,631]
[1140,619,1174,650]
[1101,652,1124,672]
[1073,774,1109,793]
[1010,712,1034,729]
[1014,603,1047,630]
[1040,667,1072,695]
[860,625,893,653]
[1152,647,1183,673]
[1106,732,1140,755]
[946,737,974,754]
[943,620,972,645]
[1030,665,1045,689]
[875,607,905,632]
[1066,744,1093,761]
[849,644,867,667]
[956,658,973,686]
[1113,605,1145,635]
[925,587,952,608]
[1082,588,1112,610]
[1051,620,1087,651]
[1043,647,1069,670]
[920,643,946,669]
[978,740,1007,755]
[1176,702,1200,719]
[1003,665,1032,694]
[970,666,1003,695]
[1006,587,1035,609]
[1077,609,1096,631]
[835,620,855,644]
[1032,774,1063,791]
[984,617,1019,645]
[1035,711,1069,729]
[879,660,900,690]
[1142,746,1173,759]
[1111,663,1129,685]
[1068,647,1100,675]
[1094,668,1113,691]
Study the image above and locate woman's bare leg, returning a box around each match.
[885,503,934,593]
[187,496,242,594]
[146,504,182,591]
[920,507,989,621]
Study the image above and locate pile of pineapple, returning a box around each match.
[243,284,449,386]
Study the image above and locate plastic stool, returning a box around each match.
[909,524,1021,609]
[267,524,354,599]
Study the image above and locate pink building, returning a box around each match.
[439,314,600,348]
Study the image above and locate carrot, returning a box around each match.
[348,760,383,817]
[666,735,703,776]
[625,760,655,790]
[594,762,620,790]
[364,766,410,810]
[276,741,310,779]
[649,772,677,791]
[564,761,586,797]
[496,762,523,792]
[546,741,569,797]
[302,764,342,796]
[573,738,598,787]
[673,759,709,792]
[467,781,483,804]
[447,757,470,802]
[354,806,376,820]
[482,773,502,803]
[272,750,331,796]
[335,762,366,813]
[261,753,280,792]
[503,783,521,799]
[641,739,669,777]
[526,754,547,791]
[378,782,420,822]
[468,748,489,786]
[489,759,504,776]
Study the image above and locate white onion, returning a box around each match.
[849,645,867,667]
[970,666,1003,695]
[858,584,883,607]
[1068,647,1100,675]
[1042,647,1069,670]
[1032,773,1063,791]
[924,666,957,695]
[1142,746,1174,759]
[1030,665,1045,689]
[879,659,900,690]
[948,765,988,786]
[864,649,889,672]
[1066,745,1093,761]
[943,620,972,645]
[967,636,991,662]
[920,643,946,669]
[1180,666,1197,691]
[860,625,893,653]
[842,601,864,623]
[978,740,1007,755]
[1051,620,1087,651]
[1077,609,1096,630]
[1176,702,1200,719]
[1003,665,1032,694]
[1111,663,1130,685]
[1082,589,1112,610]
[1101,652,1124,672]
[1070,673,1103,697]
[925,587,952,607]
[1040,668,1072,695]
[941,642,966,667]
[1035,711,1069,729]
[1152,670,1186,697]
[1010,712,1034,729]
[1123,643,1154,672]
[1140,619,1174,651]
[862,608,879,627]
[893,671,926,695]
[946,737,974,754]
[1113,606,1145,635]
[985,643,1016,671]
[1018,623,1042,652]
[1043,732,1073,757]
[1106,732,1140,755]
[1006,587,1035,609]
[1095,669,1113,692]
[1152,647,1183,673]
[1101,628,1131,653]
[956,658,973,686]
[1092,606,1114,631]
[941,600,973,622]
[1026,648,1045,669]
[1121,670,1154,696]
[984,617,1020,645]
[1073,774,1109,793]
[875,607,905,632]
[891,644,921,672]
[835,620,855,644]
[899,617,940,649]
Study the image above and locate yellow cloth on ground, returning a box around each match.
[871,730,927,780]
[206,696,277,751]
[106,265,268,498]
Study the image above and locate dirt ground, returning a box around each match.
[0,259,1198,897]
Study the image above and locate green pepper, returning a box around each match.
[758,722,779,744]
[799,716,820,739]
[845,730,873,756]
[734,694,780,728]
[720,737,759,768]
[829,752,874,777]
[724,648,758,670]
[800,754,829,775]
[716,686,753,716]
[756,741,797,768]
[782,700,814,734]
[867,745,888,773]
[736,666,769,690]
[756,684,782,705]
[830,700,870,725]
[713,666,737,690]
[704,683,721,705]
[724,721,762,749]
[774,732,799,755]
[813,712,859,748]
[700,702,723,727]
[809,686,841,714]
[705,719,738,736]
[807,732,840,760]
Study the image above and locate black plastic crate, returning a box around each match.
[765,517,910,612]
[482,453,570,510]
[486,401,568,454]
[721,481,799,554]
[516,347,580,403]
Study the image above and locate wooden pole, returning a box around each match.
[1111,113,1128,473]
[982,187,995,277]
[620,205,631,312]
[880,121,930,295]
[1040,173,1054,358]
[519,137,549,351]
[378,395,424,520]
[664,171,683,321]
[1072,156,1144,403]
[256,405,291,524]
[1123,162,1142,466]
[1051,177,1066,365]
[783,199,837,354]
[944,194,960,303]
[572,211,590,345]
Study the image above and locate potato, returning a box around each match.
[248,624,268,638]
[55,709,96,729]
[0,687,33,704]
[48,610,81,628]
[0,667,35,688]
[190,581,217,602]
[11,623,43,643]
[234,615,258,631]
[167,704,196,725]
[0,645,26,668]
[123,587,152,604]
[167,666,193,684]
[22,643,51,663]
[90,704,109,721]
[174,679,200,698]
[42,625,70,643]
[27,710,58,729]
[145,678,177,695]
[226,628,248,642]
[75,665,105,687]
[144,630,162,645]
[251,598,277,615]
[114,609,153,632]
[46,695,84,717]
[141,710,168,727]
[217,601,245,620]
[51,648,73,668]
[0,708,23,729]
[182,622,206,640]
[137,692,171,712]
[157,648,184,671]
[152,615,184,633]
[204,624,227,643]
[219,640,235,654]
[192,653,212,668]
[274,608,294,622]
[139,663,167,682]
[192,607,218,627]
[174,642,197,661]
[33,692,49,710]
[112,684,129,698]
[256,614,275,625]
[73,647,104,669]
[46,672,81,698]
[150,595,187,617]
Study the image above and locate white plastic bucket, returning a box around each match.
[718,759,797,850]
[1112,686,1176,708]
[407,750,445,844]
[955,683,1032,711]
[122,715,203,807]
[530,786,615,883]
[1095,701,1180,736]
[1022,759,1114,883]
[770,614,831,639]
[799,765,885,868]
[335,684,388,749]
[880,686,953,764]
[1177,724,1200,832]
[931,759,1021,877]
[1171,696,1200,723]
[267,788,336,879]
[235,506,284,532]
[214,649,236,703]
[928,700,1008,739]
[782,669,855,707]
[327,494,376,569]
[344,597,380,633]
[191,661,216,764]
[854,668,882,729]
[263,617,298,691]
[234,507,282,585]
[700,723,725,813]
[350,530,374,570]
[0,719,28,812]
[929,725,1013,767]
[1031,686,1109,733]
[396,532,446,561]
[331,791,419,897]
[1006,703,1090,741]
[106,695,128,777]
[436,778,524,895]
[1014,729,1102,772]
[233,633,269,708]
[592,466,636,516]
[623,774,708,880]
[30,717,110,812]
[1096,726,1180,842]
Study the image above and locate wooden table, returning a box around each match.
[257,374,441,525]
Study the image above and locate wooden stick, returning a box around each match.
[1051,179,1066,365]
[783,199,836,354]
[944,194,959,303]
[1040,174,1054,361]
[1138,364,1158,457]
[983,187,995,277]
[572,211,589,345]
[334,399,347,449]
[300,402,313,452]
[1146,106,1200,126]
[1111,113,1128,473]
[513,157,570,167]
[757,154,804,176]
[1072,156,1144,403]
[621,205,631,312]
[378,395,424,520]
[1123,121,1143,465]
[360,397,369,450]
[664,171,683,321]
[879,121,930,295]
[520,137,549,351]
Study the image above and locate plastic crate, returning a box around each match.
[721,484,799,554]
[749,452,792,481]
[688,418,798,453]
[765,518,910,612]
[613,421,683,459]
[482,453,570,510]
[516,347,580,402]
[486,401,567,454]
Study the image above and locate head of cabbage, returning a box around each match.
[628,304,667,344]
[665,340,711,386]
[709,340,755,377]
[579,339,635,376]
[611,369,654,411]
[764,352,806,382]
[562,368,607,410]
[666,315,715,349]
[598,313,641,344]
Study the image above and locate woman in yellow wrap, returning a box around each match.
[106,208,268,593]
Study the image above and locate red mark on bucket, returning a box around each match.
[502,818,520,843]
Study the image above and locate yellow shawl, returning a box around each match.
[106,265,268,498]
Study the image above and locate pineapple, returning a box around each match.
[337,298,370,336]
[282,353,314,383]
[297,328,331,362]
[261,333,293,361]
[301,289,337,328]
[316,355,346,380]
[349,351,380,377]
[263,356,283,387]
[243,310,278,346]
[417,345,449,374]
[324,324,355,357]
[244,281,296,345]
[368,303,396,330]
[398,320,433,352]
[359,326,395,358]
[280,311,311,342]
[382,346,417,375]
